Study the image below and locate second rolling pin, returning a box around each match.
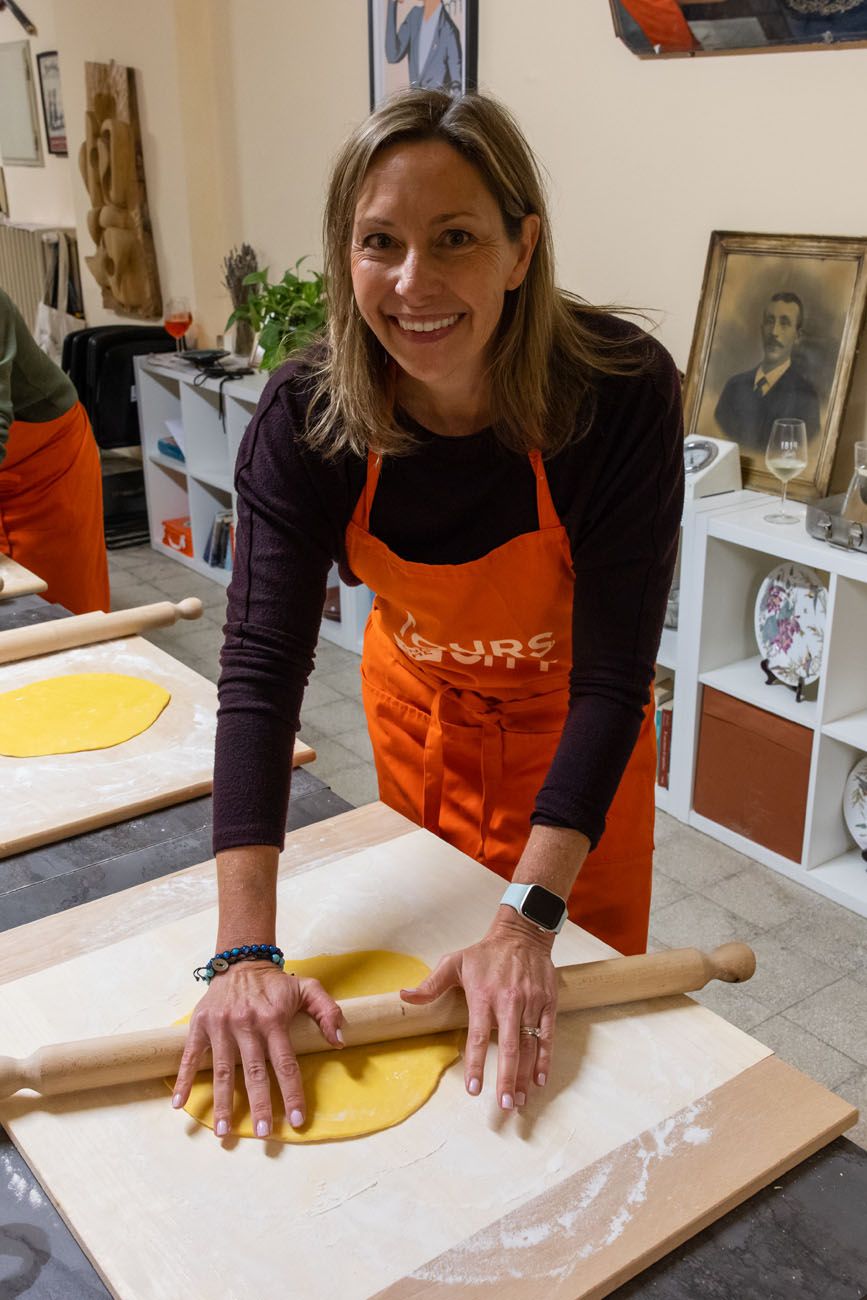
[0,598,203,665]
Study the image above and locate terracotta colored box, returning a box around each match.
[693,686,812,862]
[162,515,193,557]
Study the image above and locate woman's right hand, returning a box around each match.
[171,962,344,1138]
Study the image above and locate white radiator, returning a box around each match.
[0,221,80,328]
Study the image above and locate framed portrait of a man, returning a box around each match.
[368,0,478,110]
[682,231,867,500]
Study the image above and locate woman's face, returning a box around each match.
[350,139,539,405]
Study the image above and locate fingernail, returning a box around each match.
[290,1109,304,1128]
[256,1119,270,1138]
[215,1119,229,1137]
[336,1028,345,1045]
[467,1077,481,1096]
[516,1091,526,1107]
[171,1093,183,1109]
[501,1093,514,1110]
[537,1072,547,1087]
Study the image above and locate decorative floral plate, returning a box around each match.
[753,562,827,687]
[843,756,867,861]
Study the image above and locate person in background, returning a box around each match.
[714,292,821,454]
[0,287,109,614]
[386,0,462,93]
[172,89,683,1142]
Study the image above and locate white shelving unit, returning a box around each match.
[662,489,867,918]
[134,357,373,653]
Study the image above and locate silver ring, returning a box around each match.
[519,1026,542,1038]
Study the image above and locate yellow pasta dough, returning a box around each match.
[175,950,461,1143]
[0,673,171,757]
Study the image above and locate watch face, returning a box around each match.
[522,884,566,930]
[683,438,718,475]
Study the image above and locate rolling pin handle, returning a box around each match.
[176,598,203,621]
[709,942,756,984]
[0,1057,25,1100]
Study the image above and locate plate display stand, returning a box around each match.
[134,357,373,653]
[659,491,867,919]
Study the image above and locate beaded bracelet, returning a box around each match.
[193,943,285,984]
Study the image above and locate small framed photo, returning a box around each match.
[368,0,478,111]
[36,51,67,157]
[682,231,867,500]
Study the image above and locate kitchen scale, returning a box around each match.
[683,436,742,500]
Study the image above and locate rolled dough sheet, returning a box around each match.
[0,673,171,757]
[176,950,462,1142]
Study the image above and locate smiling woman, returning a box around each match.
[171,89,684,1147]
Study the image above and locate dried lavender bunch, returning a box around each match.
[221,243,259,309]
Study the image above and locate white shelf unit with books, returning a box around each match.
[134,357,373,653]
[665,489,867,918]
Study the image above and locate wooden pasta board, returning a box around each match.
[0,803,856,1300]
[0,553,48,600]
[0,634,314,858]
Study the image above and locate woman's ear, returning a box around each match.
[505,214,541,291]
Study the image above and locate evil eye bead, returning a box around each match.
[212,957,230,972]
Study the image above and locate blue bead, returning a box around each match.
[241,946,250,954]
[231,948,240,956]
[272,953,281,963]
[221,951,230,960]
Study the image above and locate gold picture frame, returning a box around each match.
[682,231,867,500]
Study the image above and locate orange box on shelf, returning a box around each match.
[693,686,812,862]
[162,515,193,557]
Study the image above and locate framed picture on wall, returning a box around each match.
[682,231,867,500]
[36,51,67,156]
[368,0,478,110]
[609,0,867,58]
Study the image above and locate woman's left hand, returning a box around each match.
[400,916,558,1111]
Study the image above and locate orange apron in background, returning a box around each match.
[345,450,657,956]
[0,401,110,614]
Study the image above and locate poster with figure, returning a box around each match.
[368,0,478,109]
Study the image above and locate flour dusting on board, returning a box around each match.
[412,1100,712,1286]
[2,1152,44,1207]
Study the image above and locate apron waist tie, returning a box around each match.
[422,686,506,865]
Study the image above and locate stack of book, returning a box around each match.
[654,676,674,789]
[203,509,234,571]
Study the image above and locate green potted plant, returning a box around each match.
[225,257,326,370]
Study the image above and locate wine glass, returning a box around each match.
[163,297,193,353]
[764,418,807,524]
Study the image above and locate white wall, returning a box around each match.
[0,0,75,227]
[31,0,867,478]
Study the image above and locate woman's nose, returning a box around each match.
[394,249,442,301]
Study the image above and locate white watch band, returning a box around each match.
[499,882,567,934]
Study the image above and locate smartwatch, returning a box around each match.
[499,882,567,935]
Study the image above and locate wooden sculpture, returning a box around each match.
[78,61,162,319]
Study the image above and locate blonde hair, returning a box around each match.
[304,88,649,459]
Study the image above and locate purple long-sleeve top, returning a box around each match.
[212,317,684,855]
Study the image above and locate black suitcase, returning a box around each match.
[90,336,175,449]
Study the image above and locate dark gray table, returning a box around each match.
[1,593,865,1299]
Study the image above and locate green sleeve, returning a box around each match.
[0,292,16,467]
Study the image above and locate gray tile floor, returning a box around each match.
[110,543,867,1149]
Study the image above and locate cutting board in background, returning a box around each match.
[0,634,314,858]
[0,554,48,601]
[0,805,855,1300]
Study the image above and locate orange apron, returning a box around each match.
[0,401,110,614]
[345,449,657,955]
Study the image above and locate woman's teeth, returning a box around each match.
[397,315,460,333]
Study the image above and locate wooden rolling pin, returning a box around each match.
[0,598,203,665]
[0,943,755,1100]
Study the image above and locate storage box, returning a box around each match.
[693,686,812,861]
[162,515,193,557]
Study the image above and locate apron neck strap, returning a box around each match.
[530,449,561,529]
